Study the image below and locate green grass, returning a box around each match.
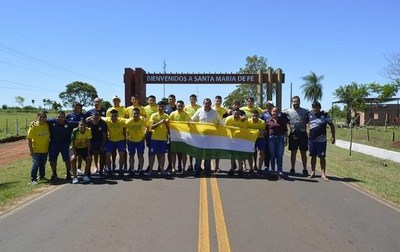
[325,144,400,206]
[335,127,400,152]
[0,111,58,140]
[0,158,66,213]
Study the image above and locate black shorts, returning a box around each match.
[288,134,308,151]
[76,148,89,159]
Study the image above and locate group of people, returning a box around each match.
[27,93,335,184]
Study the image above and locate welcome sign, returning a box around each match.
[145,73,259,84]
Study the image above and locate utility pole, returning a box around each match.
[290,82,293,108]
[163,59,166,99]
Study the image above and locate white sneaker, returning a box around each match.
[31,180,38,185]
[77,169,83,176]
[83,176,90,183]
[72,177,79,184]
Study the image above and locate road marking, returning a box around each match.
[198,177,210,252]
[211,177,231,252]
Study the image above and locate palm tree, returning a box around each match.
[300,71,324,103]
[333,82,369,125]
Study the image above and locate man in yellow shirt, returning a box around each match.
[248,110,266,174]
[148,101,170,177]
[103,109,127,177]
[225,109,250,176]
[126,95,146,118]
[27,111,50,185]
[70,120,92,184]
[184,94,201,171]
[125,108,148,176]
[169,100,191,174]
[106,95,128,118]
[212,95,228,172]
[240,97,263,118]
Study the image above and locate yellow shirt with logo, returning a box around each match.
[169,110,191,122]
[240,106,263,118]
[104,118,127,142]
[149,113,169,141]
[224,115,248,128]
[126,105,146,118]
[125,117,148,142]
[71,127,92,149]
[247,118,265,138]
[212,106,228,120]
[27,123,50,153]
[144,104,158,119]
[106,106,128,118]
[184,104,201,117]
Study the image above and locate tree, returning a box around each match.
[333,82,369,125]
[43,98,62,111]
[224,55,270,107]
[59,81,98,108]
[300,71,324,102]
[368,80,400,101]
[15,96,25,107]
[383,52,400,81]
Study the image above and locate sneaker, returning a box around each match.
[83,176,90,183]
[238,170,244,177]
[193,170,201,177]
[215,168,222,173]
[39,176,47,181]
[66,171,72,180]
[227,170,234,176]
[177,165,182,173]
[302,169,309,176]
[50,174,58,182]
[31,180,38,185]
[289,168,295,175]
[72,177,79,184]
[147,171,153,178]
[77,169,83,176]
[139,170,145,176]
[187,165,193,172]
[160,170,168,176]
[278,171,284,178]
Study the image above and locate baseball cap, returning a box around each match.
[265,100,274,106]
[112,95,121,101]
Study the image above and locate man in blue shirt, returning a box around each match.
[308,101,336,181]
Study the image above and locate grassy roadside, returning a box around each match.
[0,158,64,214]
[325,144,400,206]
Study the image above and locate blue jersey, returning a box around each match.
[47,119,75,144]
[165,105,177,115]
[309,111,332,142]
[66,112,86,127]
[87,119,108,142]
[85,107,107,117]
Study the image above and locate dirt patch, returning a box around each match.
[0,139,30,167]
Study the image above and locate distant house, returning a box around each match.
[359,103,400,126]
[333,98,400,127]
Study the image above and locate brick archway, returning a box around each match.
[124,67,284,107]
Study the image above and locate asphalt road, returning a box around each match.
[0,156,399,252]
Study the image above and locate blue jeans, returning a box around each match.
[31,153,48,181]
[195,159,211,173]
[268,135,284,172]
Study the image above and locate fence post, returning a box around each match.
[366,128,369,141]
[16,118,19,136]
[392,132,395,142]
[5,119,8,135]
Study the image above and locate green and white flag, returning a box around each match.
[169,122,259,159]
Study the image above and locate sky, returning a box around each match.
[1,0,399,111]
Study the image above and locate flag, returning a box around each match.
[169,121,259,159]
